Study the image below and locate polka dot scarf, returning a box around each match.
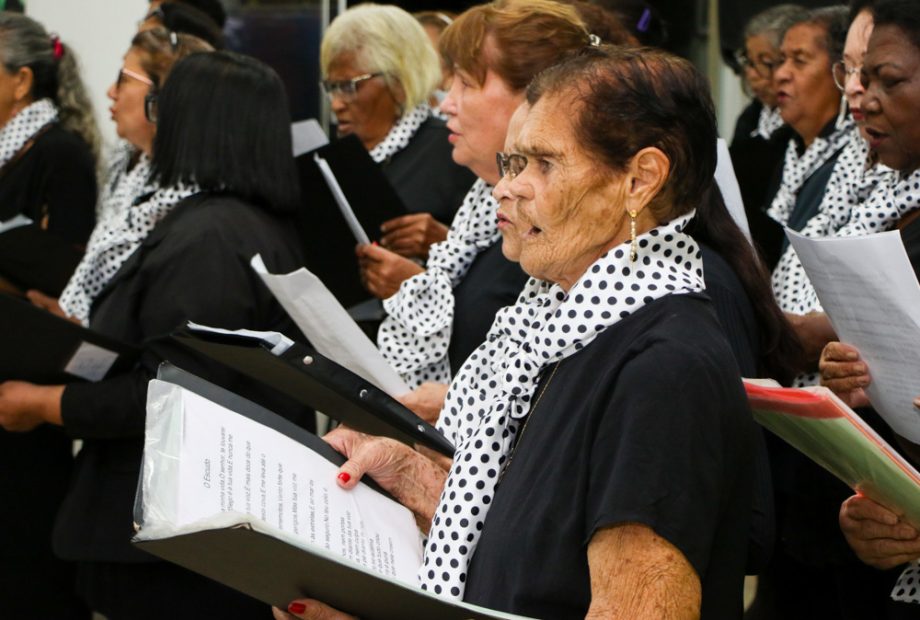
[753,105,785,141]
[59,143,159,322]
[368,104,431,164]
[58,183,200,325]
[893,562,920,604]
[767,115,855,227]
[0,98,57,171]
[419,212,705,599]
[379,178,499,388]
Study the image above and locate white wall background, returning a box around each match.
[26,0,148,153]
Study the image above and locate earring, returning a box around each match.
[628,209,638,262]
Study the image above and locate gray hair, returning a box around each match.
[0,12,100,165]
[321,3,441,113]
[744,4,810,49]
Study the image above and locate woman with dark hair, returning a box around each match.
[277,46,754,620]
[140,2,226,50]
[0,51,306,619]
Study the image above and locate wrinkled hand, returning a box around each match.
[397,382,449,425]
[819,342,871,409]
[26,289,76,322]
[272,600,356,620]
[787,311,836,367]
[0,381,64,431]
[840,495,920,570]
[380,213,448,259]
[356,243,424,299]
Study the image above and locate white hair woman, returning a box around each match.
[320,3,475,259]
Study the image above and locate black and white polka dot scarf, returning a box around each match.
[379,178,498,388]
[418,212,705,599]
[767,116,855,226]
[753,105,785,140]
[59,143,159,322]
[893,562,920,604]
[367,104,431,164]
[0,98,57,170]
[58,183,200,325]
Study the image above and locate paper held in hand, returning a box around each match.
[788,229,920,443]
[313,153,371,245]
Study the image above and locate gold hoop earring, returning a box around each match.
[628,209,638,262]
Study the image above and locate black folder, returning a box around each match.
[134,365,521,620]
[0,293,139,383]
[169,326,455,456]
[296,135,407,308]
[0,225,83,296]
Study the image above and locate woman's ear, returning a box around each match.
[625,146,670,215]
[13,66,33,103]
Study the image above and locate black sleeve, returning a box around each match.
[41,134,98,246]
[704,281,757,377]
[585,341,744,577]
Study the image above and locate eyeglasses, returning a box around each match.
[734,49,780,79]
[115,67,153,90]
[832,61,861,91]
[496,152,528,180]
[144,91,158,124]
[320,73,383,101]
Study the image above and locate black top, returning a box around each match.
[448,239,529,375]
[463,293,754,619]
[379,117,475,225]
[0,124,96,245]
[53,193,311,563]
[902,214,920,283]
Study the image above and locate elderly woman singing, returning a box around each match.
[275,46,755,620]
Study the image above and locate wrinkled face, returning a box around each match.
[493,103,529,262]
[843,10,874,128]
[325,51,399,150]
[107,48,156,154]
[494,94,630,289]
[774,23,841,143]
[744,33,781,108]
[0,63,29,130]
[440,53,523,183]
[861,25,920,173]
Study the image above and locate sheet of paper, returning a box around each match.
[251,255,410,396]
[313,153,371,245]
[788,229,920,442]
[144,380,423,583]
[714,138,752,243]
[291,119,329,157]
[64,341,118,382]
[186,321,294,355]
[0,214,33,235]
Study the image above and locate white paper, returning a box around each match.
[788,229,920,442]
[0,214,33,235]
[291,119,329,157]
[715,138,752,243]
[186,321,294,355]
[141,380,424,584]
[64,341,118,382]
[313,153,371,245]
[251,255,410,396]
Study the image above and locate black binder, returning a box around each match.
[169,326,454,456]
[134,365,523,620]
[0,224,83,296]
[0,293,139,383]
[296,135,407,308]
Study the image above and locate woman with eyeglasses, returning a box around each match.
[0,51,310,619]
[320,3,475,261]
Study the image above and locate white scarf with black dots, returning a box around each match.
[368,104,431,164]
[95,141,157,222]
[58,183,200,325]
[418,213,705,599]
[893,562,920,604]
[0,98,58,170]
[768,117,855,226]
[378,178,499,388]
[753,105,785,140]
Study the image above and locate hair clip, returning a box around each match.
[436,12,453,26]
[588,34,601,47]
[170,30,179,49]
[50,33,64,60]
[637,7,652,33]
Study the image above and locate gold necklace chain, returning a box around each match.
[497,360,562,485]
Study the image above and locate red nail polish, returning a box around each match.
[288,602,306,614]
[338,472,351,483]
[371,241,379,246]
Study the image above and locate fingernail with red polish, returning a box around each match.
[338,472,351,483]
[288,602,306,614]
[371,241,379,246]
